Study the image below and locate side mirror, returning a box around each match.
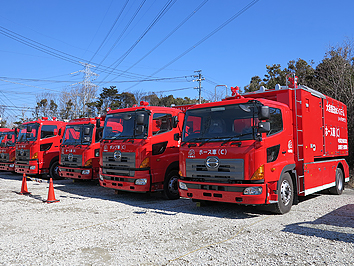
[84,127,90,135]
[58,128,62,136]
[258,121,270,133]
[136,113,145,125]
[7,134,12,139]
[96,119,100,128]
[135,125,144,135]
[27,125,33,132]
[172,116,179,128]
[83,136,91,142]
[26,132,32,138]
[258,106,270,120]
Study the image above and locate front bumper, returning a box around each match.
[15,161,42,175]
[99,169,155,192]
[178,180,269,205]
[0,162,15,172]
[59,166,95,180]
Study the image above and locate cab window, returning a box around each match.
[152,113,172,135]
[267,108,283,136]
[41,125,57,139]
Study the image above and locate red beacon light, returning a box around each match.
[140,101,149,106]
[288,76,298,88]
[42,117,48,121]
[230,86,243,99]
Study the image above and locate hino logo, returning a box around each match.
[205,156,219,169]
[68,153,74,162]
[20,149,25,156]
[114,150,122,161]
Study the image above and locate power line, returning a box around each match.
[98,0,177,85]
[95,0,147,70]
[0,25,160,81]
[126,0,260,90]
[89,0,130,62]
[110,0,209,83]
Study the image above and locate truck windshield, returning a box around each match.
[17,123,39,142]
[182,103,258,142]
[103,111,148,140]
[62,124,94,145]
[0,132,16,147]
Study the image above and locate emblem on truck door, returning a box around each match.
[114,150,122,161]
[206,156,219,169]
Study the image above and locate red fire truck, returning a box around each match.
[178,79,349,213]
[0,128,17,172]
[59,117,105,180]
[15,117,66,179]
[99,101,186,199]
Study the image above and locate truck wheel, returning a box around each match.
[49,161,60,180]
[163,170,180,200]
[273,172,293,214]
[329,168,344,195]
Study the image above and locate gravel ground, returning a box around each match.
[0,172,353,266]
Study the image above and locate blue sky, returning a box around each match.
[0,0,353,125]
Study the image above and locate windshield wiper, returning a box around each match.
[181,137,205,146]
[220,132,254,146]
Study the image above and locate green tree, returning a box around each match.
[310,41,354,166]
[118,92,137,108]
[86,86,120,115]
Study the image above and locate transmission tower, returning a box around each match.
[70,62,99,117]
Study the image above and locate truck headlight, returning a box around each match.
[9,164,14,168]
[179,181,188,190]
[135,178,147,185]
[243,187,262,195]
[99,174,104,181]
[29,166,36,170]
[81,170,90,175]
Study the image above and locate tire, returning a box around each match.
[49,160,60,180]
[163,170,180,200]
[273,172,294,214]
[329,168,344,195]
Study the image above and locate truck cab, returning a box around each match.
[15,117,66,179]
[99,101,185,199]
[0,128,17,172]
[59,117,104,180]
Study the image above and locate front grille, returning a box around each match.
[16,149,30,163]
[0,153,9,162]
[61,154,83,167]
[102,151,135,177]
[186,158,244,183]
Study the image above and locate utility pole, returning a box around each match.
[193,70,204,104]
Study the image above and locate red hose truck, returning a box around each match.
[0,128,17,172]
[59,117,105,180]
[99,101,187,199]
[178,78,349,213]
[15,117,66,179]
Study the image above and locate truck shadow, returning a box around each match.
[282,204,354,243]
[50,178,275,219]
[0,172,22,180]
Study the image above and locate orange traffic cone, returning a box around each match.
[18,173,31,195]
[44,178,59,203]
